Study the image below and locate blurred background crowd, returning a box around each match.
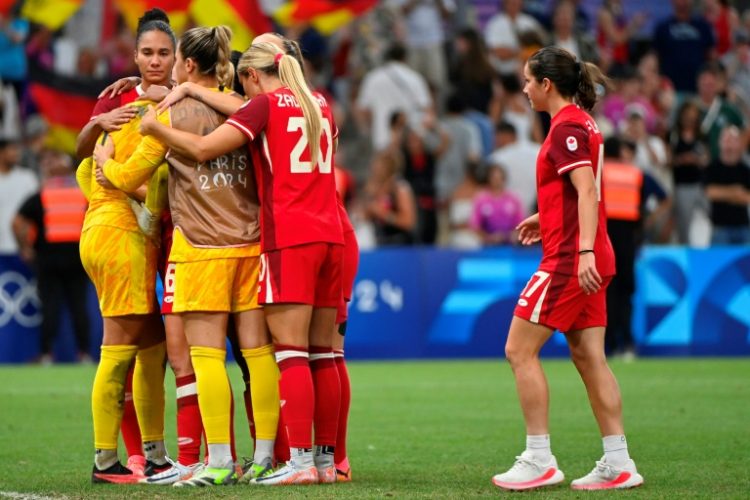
[2,0,750,255]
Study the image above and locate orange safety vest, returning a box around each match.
[603,161,643,222]
[41,177,88,243]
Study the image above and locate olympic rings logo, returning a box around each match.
[0,271,42,328]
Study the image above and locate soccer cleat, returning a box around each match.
[252,460,319,486]
[238,457,275,483]
[314,446,337,484]
[571,458,644,490]
[141,457,203,485]
[144,458,172,477]
[335,458,352,482]
[91,461,143,484]
[126,455,146,477]
[172,466,237,487]
[492,452,565,491]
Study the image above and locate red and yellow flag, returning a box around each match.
[274,0,378,35]
[113,0,191,34]
[189,0,272,52]
[21,0,84,30]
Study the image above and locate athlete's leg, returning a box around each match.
[332,328,351,481]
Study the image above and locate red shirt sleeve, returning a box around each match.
[90,94,121,120]
[225,94,270,141]
[547,123,592,175]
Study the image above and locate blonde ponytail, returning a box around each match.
[178,25,234,90]
[212,26,234,90]
[238,42,323,168]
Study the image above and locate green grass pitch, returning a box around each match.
[0,359,748,498]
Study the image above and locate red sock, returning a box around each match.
[121,364,142,458]
[333,350,350,464]
[175,374,202,465]
[275,344,314,449]
[243,381,256,440]
[229,381,237,462]
[274,411,290,463]
[310,345,340,447]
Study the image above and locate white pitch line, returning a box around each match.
[0,492,67,500]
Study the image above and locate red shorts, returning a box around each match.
[259,242,343,307]
[159,212,174,314]
[336,230,360,324]
[513,270,612,332]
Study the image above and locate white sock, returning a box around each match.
[290,447,314,468]
[525,434,551,462]
[95,448,118,470]
[603,435,630,468]
[207,443,233,469]
[253,439,274,465]
[143,440,167,464]
[314,445,335,468]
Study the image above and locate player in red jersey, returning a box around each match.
[141,40,343,486]
[491,47,644,492]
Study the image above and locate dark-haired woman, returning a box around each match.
[491,47,643,492]
[80,8,175,484]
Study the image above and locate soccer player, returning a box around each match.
[491,47,644,491]
[80,9,175,484]
[97,26,281,487]
[141,41,343,486]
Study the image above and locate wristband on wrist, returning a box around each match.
[578,249,594,255]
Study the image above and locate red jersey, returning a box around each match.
[90,85,143,119]
[227,87,343,251]
[337,192,354,234]
[536,104,615,277]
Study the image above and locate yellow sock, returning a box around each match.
[190,346,231,444]
[92,345,138,450]
[241,345,280,440]
[144,163,169,214]
[133,342,166,442]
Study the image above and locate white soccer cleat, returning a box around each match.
[252,460,319,486]
[140,458,203,485]
[492,452,565,491]
[571,457,644,490]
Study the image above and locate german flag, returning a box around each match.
[27,62,102,155]
[113,0,192,34]
[21,0,84,30]
[274,0,378,35]
[189,0,273,51]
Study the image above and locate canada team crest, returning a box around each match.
[566,136,578,151]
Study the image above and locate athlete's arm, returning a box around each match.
[570,167,602,295]
[516,212,541,245]
[156,82,244,115]
[141,105,246,163]
[76,106,138,160]
[75,158,94,200]
[95,126,169,192]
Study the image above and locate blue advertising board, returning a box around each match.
[2,246,750,363]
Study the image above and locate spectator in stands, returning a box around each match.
[469,164,524,246]
[487,121,539,215]
[696,61,745,161]
[447,161,483,249]
[0,8,29,108]
[704,0,740,57]
[365,151,417,246]
[435,93,482,217]
[20,115,48,175]
[391,0,455,94]
[12,149,91,364]
[596,0,646,73]
[602,136,668,359]
[653,0,715,94]
[395,108,450,244]
[550,0,598,64]
[602,66,658,135]
[703,125,750,244]
[636,51,675,137]
[355,43,432,152]
[484,0,544,77]
[449,27,496,115]
[669,100,710,244]
[0,138,37,254]
[497,74,542,144]
[722,30,750,117]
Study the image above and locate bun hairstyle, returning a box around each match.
[527,46,609,111]
[136,8,176,49]
[179,25,234,90]
[237,41,323,167]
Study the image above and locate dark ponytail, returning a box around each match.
[136,8,176,50]
[527,46,609,111]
